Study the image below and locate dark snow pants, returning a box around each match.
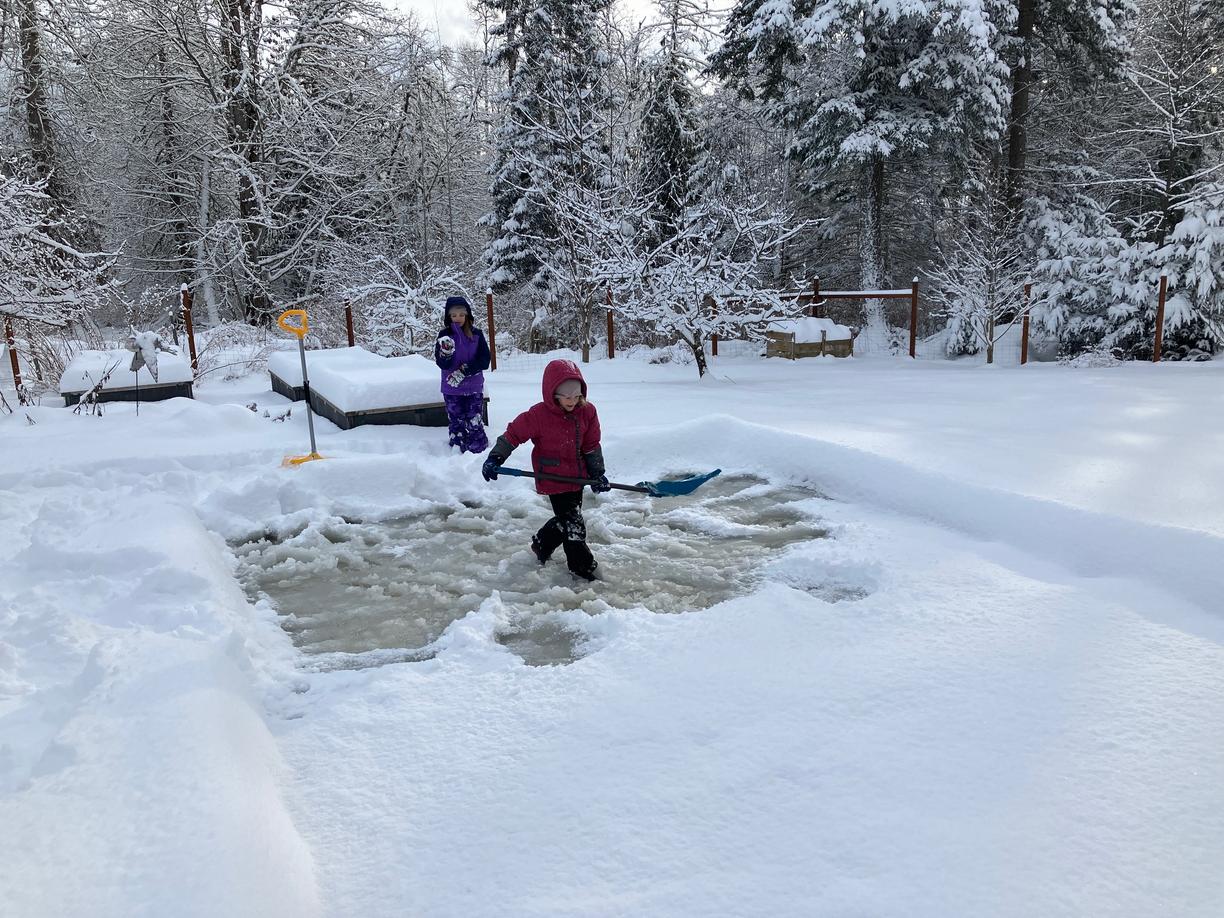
[444,392,488,454]
[535,490,596,575]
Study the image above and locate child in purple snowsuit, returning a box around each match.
[435,295,490,453]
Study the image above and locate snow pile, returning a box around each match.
[1059,345,1123,368]
[59,348,193,394]
[265,345,383,387]
[0,487,321,917]
[769,316,853,342]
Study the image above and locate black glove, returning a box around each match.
[482,454,504,482]
[591,475,611,493]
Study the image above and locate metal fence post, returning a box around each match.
[1021,283,1032,365]
[1153,274,1167,362]
[486,289,497,371]
[909,278,919,358]
[606,288,615,359]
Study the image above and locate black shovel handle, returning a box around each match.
[498,466,652,493]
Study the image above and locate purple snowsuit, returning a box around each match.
[435,321,490,453]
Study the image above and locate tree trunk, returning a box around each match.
[16,0,70,213]
[860,155,887,331]
[157,48,196,302]
[688,329,708,377]
[1005,0,1037,212]
[219,0,271,324]
[195,157,221,326]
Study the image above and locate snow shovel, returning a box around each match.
[277,309,323,467]
[497,467,720,497]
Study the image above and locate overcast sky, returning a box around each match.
[388,0,659,46]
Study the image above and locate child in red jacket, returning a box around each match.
[482,359,610,580]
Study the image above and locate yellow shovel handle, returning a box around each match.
[278,309,309,338]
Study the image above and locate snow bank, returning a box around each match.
[0,495,321,917]
[59,348,193,393]
[769,316,852,342]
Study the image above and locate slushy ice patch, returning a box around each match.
[233,474,828,666]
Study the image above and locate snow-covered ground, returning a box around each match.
[2,351,1223,917]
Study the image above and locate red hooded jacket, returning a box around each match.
[502,360,602,495]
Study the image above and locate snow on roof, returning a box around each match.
[267,345,384,387]
[59,348,193,394]
[769,317,853,343]
[309,354,447,413]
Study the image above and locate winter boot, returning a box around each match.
[530,535,551,565]
[570,560,599,582]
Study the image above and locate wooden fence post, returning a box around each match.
[4,314,22,393]
[811,276,821,318]
[180,285,199,376]
[909,277,919,358]
[1153,274,1167,363]
[344,300,355,347]
[485,289,497,371]
[1021,282,1031,365]
[710,296,719,357]
[606,288,615,359]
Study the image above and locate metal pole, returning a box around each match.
[1153,274,1167,363]
[909,277,919,358]
[1021,283,1031,365]
[344,300,355,347]
[296,335,319,455]
[606,288,615,359]
[180,285,199,376]
[4,315,22,392]
[485,289,497,371]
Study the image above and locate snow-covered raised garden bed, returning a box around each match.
[766,317,855,358]
[267,345,384,401]
[59,348,194,406]
[273,347,488,430]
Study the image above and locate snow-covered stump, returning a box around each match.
[59,349,194,406]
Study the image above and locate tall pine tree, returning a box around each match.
[480,0,614,343]
[711,0,1013,332]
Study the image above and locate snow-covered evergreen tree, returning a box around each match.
[480,0,615,339]
[711,0,1013,332]
[928,175,1031,362]
[1155,184,1224,356]
[635,0,710,249]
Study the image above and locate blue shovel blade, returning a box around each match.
[639,469,721,497]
